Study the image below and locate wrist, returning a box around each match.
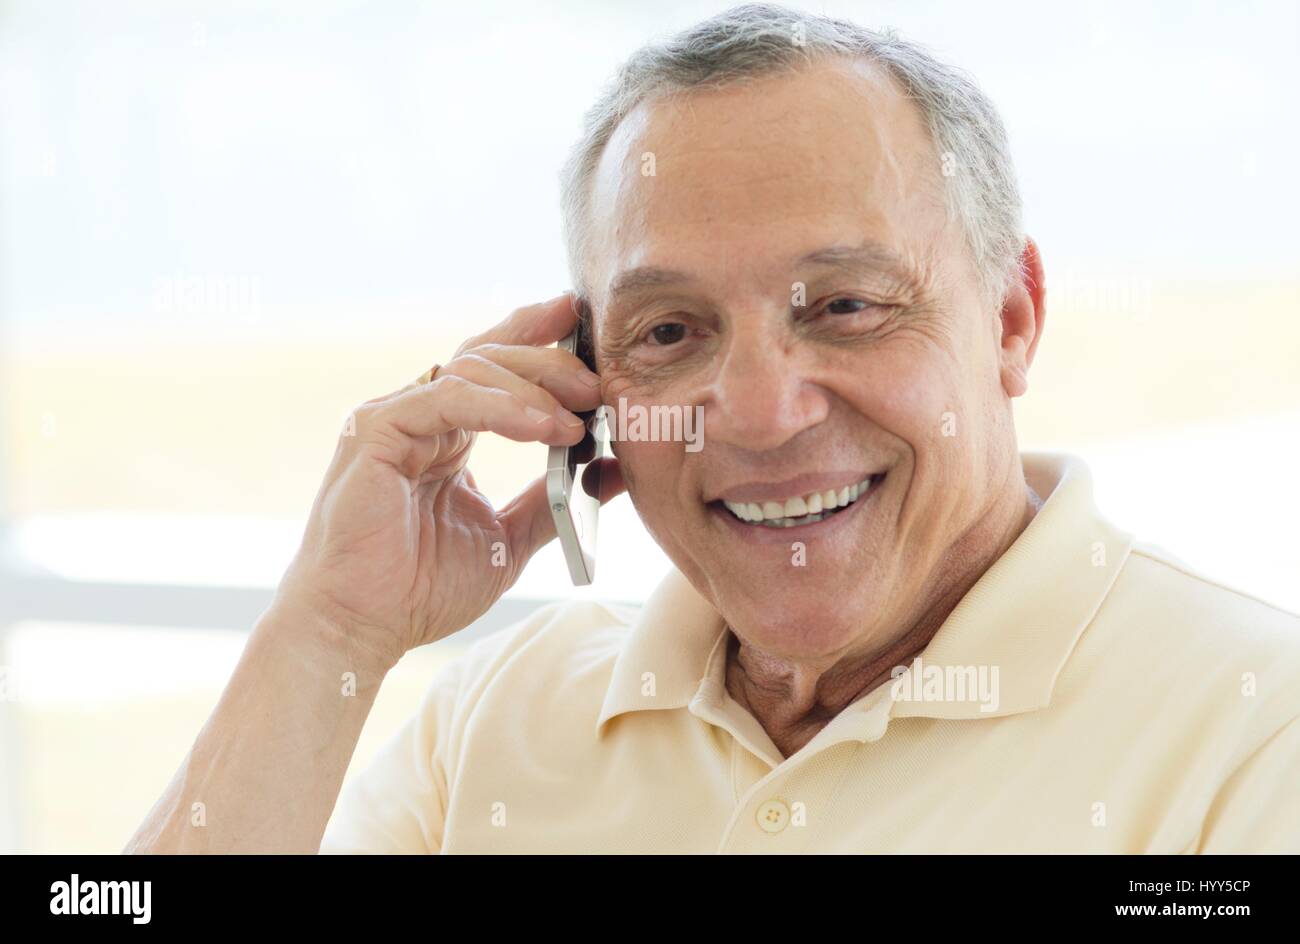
[258,590,402,679]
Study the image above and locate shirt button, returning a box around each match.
[755,799,790,834]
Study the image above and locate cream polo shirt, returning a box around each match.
[320,452,1300,854]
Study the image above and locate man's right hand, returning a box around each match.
[275,292,614,670]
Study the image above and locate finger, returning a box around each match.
[390,363,441,398]
[368,374,585,446]
[439,353,589,430]
[582,457,627,504]
[362,295,586,410]
[572,430,596,464]
[460,293,580,352]
[456,343,602,411]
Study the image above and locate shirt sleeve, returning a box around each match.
[319,655,467,855]
[1196,714,1300,853]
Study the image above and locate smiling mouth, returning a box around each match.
[713,473,886,528]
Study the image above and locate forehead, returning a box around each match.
[587,57,953,305]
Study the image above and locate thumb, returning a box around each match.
[498,458,628,571]
[498,475,558,568]
[582,457,626,504]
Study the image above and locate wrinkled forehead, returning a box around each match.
[585,57,954,311]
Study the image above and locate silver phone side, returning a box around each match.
[546,330,599,585]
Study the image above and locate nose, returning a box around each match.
[704,322,829,451]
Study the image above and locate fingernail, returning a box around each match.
[524,406,551,425]
[555,406,585,428]
[577,369,602,388]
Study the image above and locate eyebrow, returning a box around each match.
[604,241,923,311]
[605,266,693,308]
[796,242,923,286]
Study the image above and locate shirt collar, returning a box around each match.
[596,452,1134,740]
[595,555,729,734]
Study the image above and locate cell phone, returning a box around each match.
[547,305,604,585]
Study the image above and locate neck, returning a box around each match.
[726,466,1043,759]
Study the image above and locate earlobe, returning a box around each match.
[1000,335,1029,398]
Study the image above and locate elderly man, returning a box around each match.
[129,4,1300,854]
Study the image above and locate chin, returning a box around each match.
[717,589,870,658]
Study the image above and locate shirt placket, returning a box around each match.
[695,683,897,852]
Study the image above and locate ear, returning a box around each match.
[998,236,1046,398]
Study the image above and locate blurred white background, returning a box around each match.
[1,0,1297,852]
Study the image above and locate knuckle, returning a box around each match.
[454,352,497,375]
[428,372,470,396]
[454,331,488,357]
[352,400,382,421]
[468,341,506,360]
[340,401,381,440]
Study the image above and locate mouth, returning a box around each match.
[710,472,887,529]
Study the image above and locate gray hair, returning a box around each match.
[559,2,1026,312]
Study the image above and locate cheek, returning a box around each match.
[846,346,960,447]
[612,439,682,503]
[614,440,702,561]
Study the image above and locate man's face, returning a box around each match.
[586,58,1020,662]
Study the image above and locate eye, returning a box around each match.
[648,322,687,346]
[825,297,871,315]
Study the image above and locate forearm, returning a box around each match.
[124,600,392,854]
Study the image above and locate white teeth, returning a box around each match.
[721,475,880,526]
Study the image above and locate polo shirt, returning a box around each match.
[320,452,1300,853]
